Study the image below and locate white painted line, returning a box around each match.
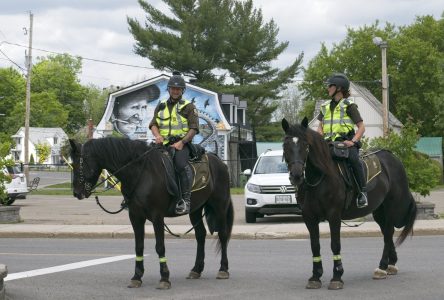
[5,254,136,281]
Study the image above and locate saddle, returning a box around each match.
[335,151,382,210]
[160,146,211,202]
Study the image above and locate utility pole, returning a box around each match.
[24,12,33,181]
[373,37,389,137]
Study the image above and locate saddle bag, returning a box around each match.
[330,141,349,160]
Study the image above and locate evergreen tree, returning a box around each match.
[128,0,303,130]
[128,0,232,84]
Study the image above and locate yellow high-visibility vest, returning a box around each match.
[156,99,190,144]
[320,98,355,141]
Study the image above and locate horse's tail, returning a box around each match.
[204,196,234,254]
[396,195,417,246]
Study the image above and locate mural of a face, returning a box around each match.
[112,85,161,139]
[112,98,148,136]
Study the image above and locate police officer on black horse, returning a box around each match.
[149,71,199,215]
[317,73,368,208]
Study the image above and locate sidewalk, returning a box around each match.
[1,190,443,239]
[1,220,444,239]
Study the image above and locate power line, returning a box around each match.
[2,41,155,70]
[0,48,26,71]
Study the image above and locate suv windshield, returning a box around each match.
[254,156,288,174]
[6,166,22,175]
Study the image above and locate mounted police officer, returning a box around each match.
[149,71,199,215]
[317,73,368,208]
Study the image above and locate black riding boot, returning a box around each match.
[175,165,193,215]
[355,163,368,208]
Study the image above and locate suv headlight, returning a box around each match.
[246,183,261,193]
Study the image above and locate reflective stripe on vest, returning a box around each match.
[320,98,355,141]
[156,99,190,143]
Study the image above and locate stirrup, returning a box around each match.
[175,199,190,215]
[356,192,368,208]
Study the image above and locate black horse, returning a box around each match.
[281,118,416,290]
[69,137,234,289]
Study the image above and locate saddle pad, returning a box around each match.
[191,154,210,192]
[362,153,382,184]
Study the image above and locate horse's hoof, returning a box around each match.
[187,271,201,279]
[373,268,388,279]
[328,280,344,290]
[216,271,229,279]
[306,280,322,289]
[156,280,171,290]
[387,265,398,275]
[127,280,142,288]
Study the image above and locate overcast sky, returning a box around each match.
[0,0,442,88]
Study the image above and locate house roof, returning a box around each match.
[350,82,403,128]
[14,127,68,145]
[415,137,443,157]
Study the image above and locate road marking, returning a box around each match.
[5,254,137,281]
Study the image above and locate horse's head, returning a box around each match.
[282,117,310,186]
[69,139,101,200]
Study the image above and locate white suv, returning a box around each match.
[243,149,301,223]
[2,165,28,205]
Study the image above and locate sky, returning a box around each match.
[0,0,442,89]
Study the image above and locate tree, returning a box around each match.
[35,142,51,164]
[369,123,441,196]
[0,139,13,203]
[220,0,303,129]
[31,54,88,133]
[83,84,109,124]
[128,0,232,84]
[273,84,304,125]
[128,0,303,129]
[300,16,444,138]
[0,67,26,134]
[3,91,69,130]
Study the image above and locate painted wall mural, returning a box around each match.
[97,76,230,158]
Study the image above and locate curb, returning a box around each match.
[0,223,444,239]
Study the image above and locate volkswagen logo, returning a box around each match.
[280,186,288,193]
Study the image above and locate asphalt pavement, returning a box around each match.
[0,189,443,239]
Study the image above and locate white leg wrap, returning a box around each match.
[373,268,388,279]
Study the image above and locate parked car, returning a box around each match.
[2,164,28,205]
[243,149,301,223]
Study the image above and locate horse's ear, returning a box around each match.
[301,117,309,129]
[282,118,290,133]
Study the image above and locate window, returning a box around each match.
[254,156,288,174]
[54,137,58,144]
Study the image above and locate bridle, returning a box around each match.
[285,137,324,188]
[78,144,93,196]
[75,143,157,197]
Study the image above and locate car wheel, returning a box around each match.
[2,197,15,206]
[245,211,256,223]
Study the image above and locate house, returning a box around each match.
[11,127,68,164]
[309,82,403,139]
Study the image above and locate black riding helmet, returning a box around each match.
[167,71,186,89]
[326,73,350,91]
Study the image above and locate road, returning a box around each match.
[1,236,443,300]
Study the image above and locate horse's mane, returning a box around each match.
[287,124,337,178]
[85,137,155,169]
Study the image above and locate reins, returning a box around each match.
[81,143,207,237]
[83,146,157,214]
[163,211,207,238]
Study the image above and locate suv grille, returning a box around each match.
[260,185,296,194]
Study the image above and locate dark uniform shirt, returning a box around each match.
[317,99,363,125]
[149,98,199,134]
